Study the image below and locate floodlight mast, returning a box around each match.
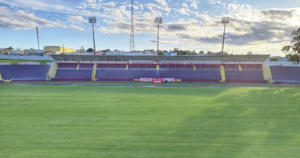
[154,17,163,54]
[130,0,135,51]
[89,16,97,55]
[36,27,40,50]
[221,17,230,54]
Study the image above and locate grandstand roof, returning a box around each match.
[50,54,270,63]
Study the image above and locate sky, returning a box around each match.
[0,0,299,56]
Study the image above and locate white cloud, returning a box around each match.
[70,25,84,31]
[0,0,75,13]
[67,15,86,24]
[104,1,117,6]
[190,2,198,9]
[175,8,190,15]
[182,3,188,8]
[154,0,168,7]
[0,6,65,30]
[207,0,222,5]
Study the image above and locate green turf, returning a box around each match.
[0,59,52,65]
[1,85,300,157]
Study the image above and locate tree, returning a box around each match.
[102,49,111,53]
[269,58,279,61]
[282,28,300,63]
[86,48,94,52]
[199,51,204,54]
[285,54,300,64]
[7,46,13,50]
[207,51,213,54]
[190,50,197,55]
[0,49,3,54]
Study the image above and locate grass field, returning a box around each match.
[1,84,300,157]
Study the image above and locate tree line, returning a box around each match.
[282,28,300,64]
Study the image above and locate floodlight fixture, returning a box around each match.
[221,17,230,23]
[89,16,97,24]
[154,17,163,54]
[89,16,97,55]
[221,16,230,54]
[154,17,163,24]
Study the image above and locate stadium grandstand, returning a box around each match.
[0,54,300,84]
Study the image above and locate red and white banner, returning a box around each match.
[139,78,176,82]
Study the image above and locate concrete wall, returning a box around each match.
[0,55,53,61]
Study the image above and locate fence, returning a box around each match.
[0,55,53,61]
[0,62,10,65]
[273,79,300,84]
[18,62,40,65]
[11,77,46,81]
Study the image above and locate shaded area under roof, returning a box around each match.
[50,54,270,63]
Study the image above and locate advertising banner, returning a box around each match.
[139,78,176,82]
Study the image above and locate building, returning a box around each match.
[167,52,177,56]
[144,51,157,55]
[24,49,43,56]
[44,46,76,54]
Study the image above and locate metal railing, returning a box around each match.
[273,79,300,84]
[10,77,46,81]
[0,62,10,65]
[57,68,93,70]
[18,62,40,65]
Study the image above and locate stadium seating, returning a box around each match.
[270,66,300,84]
[0,65,50,81]
[96,70,156,81]
[53,69,92,81]
[223,64,263,71]
[4,63,297,84]
[98,63,127,69]
[160,70,221,81]
[224,70,267,83]
[57,63,78,68]
[79,63,94,69]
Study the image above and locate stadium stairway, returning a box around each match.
[262,65,268,81]
[46,66,52,81]
[220,65,226,82]
[52,64,58,78]
[265,65,273,83]
[91,64,97,81]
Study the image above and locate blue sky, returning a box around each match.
[0,0,299,56]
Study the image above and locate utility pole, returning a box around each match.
[89,16,97,55]
[221,17,230,54]
[154,17,163,55]
[36,27,40,50]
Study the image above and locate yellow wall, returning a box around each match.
[44,46,75,53]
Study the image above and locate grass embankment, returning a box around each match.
[1,85,300,157]
[0,59,52,65]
